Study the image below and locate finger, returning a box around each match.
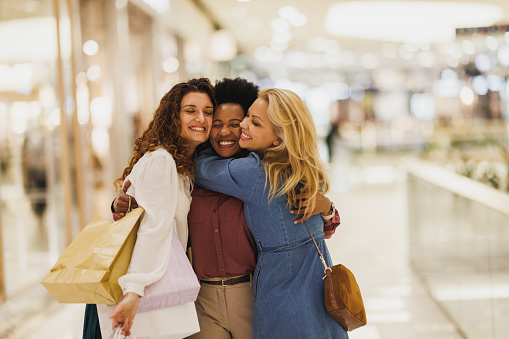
[295,193,311,200]
[292,206,307,214]
[295,199,310,206]
[122,319,131,336]
[293,214,311,223]
[122,180,132,193]
[301,214,311,222]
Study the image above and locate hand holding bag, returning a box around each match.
[98,228,201,338]
[110,325,137,339]
[41,203,144,304]
[304,220,367,331]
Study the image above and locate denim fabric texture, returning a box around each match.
[195,148,348,339]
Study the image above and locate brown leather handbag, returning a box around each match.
[304,221,367,331]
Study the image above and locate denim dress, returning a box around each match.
[195,150,349,339]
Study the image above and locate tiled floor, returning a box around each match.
[1,151,465,339]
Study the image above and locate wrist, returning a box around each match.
[321,201,334,217]
[125,292,140,301]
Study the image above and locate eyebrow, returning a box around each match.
[182,104,214,109]
[213,118,243,122]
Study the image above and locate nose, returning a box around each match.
[219,125,231,135]
[195,111,205,123]
[240,117,248,129]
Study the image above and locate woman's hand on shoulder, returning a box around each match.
[291,193,331,224]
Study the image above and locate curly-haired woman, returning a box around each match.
[100,77,215,337]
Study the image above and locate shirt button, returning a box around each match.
[221,268,225,271]
[213,209,216,213]
[217,248,221,252]
[214,229,218,233]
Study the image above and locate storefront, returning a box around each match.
[0,0,217,304]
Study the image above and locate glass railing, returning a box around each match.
[407,159,509,339]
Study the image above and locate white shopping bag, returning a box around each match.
[98,302,200,339]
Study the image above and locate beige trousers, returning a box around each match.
[187,277,253,339]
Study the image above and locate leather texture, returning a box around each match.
[324,264,367,331]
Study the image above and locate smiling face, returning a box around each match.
[239,98,281,156]
[179,92,214,151]
[210,103,245,158]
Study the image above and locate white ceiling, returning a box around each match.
[198,0,509,80]
[200,0,509,52]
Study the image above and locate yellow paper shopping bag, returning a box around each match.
[41,207,144,304]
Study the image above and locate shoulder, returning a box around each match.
[140,148,175,164]
[131,148,177,175]
[230,152,264,169]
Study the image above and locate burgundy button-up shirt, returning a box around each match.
[188,186,257,279]
[188,186,340,280]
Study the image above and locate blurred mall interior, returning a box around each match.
[1,0,509,338]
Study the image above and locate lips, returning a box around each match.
[217,140,236,148]
[241,132,252,140]
[190,126,206,132]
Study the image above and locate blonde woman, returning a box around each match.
[194,88,348,339]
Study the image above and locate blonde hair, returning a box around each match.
[260,88,330,215]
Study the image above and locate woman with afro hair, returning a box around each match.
[113,78,341,339]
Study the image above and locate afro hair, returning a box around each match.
[214,77,259,114]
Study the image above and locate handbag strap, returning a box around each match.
[303,219,331,273]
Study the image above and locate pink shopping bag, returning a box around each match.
[137,228,200,313]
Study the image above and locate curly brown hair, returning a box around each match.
[114,77,216,190]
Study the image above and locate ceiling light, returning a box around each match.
[485,36,498,50]
[209,30,237,61]
[472,75,488,95]
[460,87,475,105]
[278,6,299,21]
[162,58,179,73]
[324,1,503,44]
[273,31,293,43]
[271,18,289,32]
[462,40,475,55]
[83,40,99,56]
[142,0,169,14]
[498,45,509,66]
[289,13,307,27]
[475,53,494,72]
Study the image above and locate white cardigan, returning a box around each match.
[118,148,192,297]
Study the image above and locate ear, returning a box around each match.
[273,137,283,146]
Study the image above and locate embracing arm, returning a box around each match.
[292,193,340,239]
[194,147,263,202]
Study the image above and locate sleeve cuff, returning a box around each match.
[323,209,340,238]
[121,282,145,298]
